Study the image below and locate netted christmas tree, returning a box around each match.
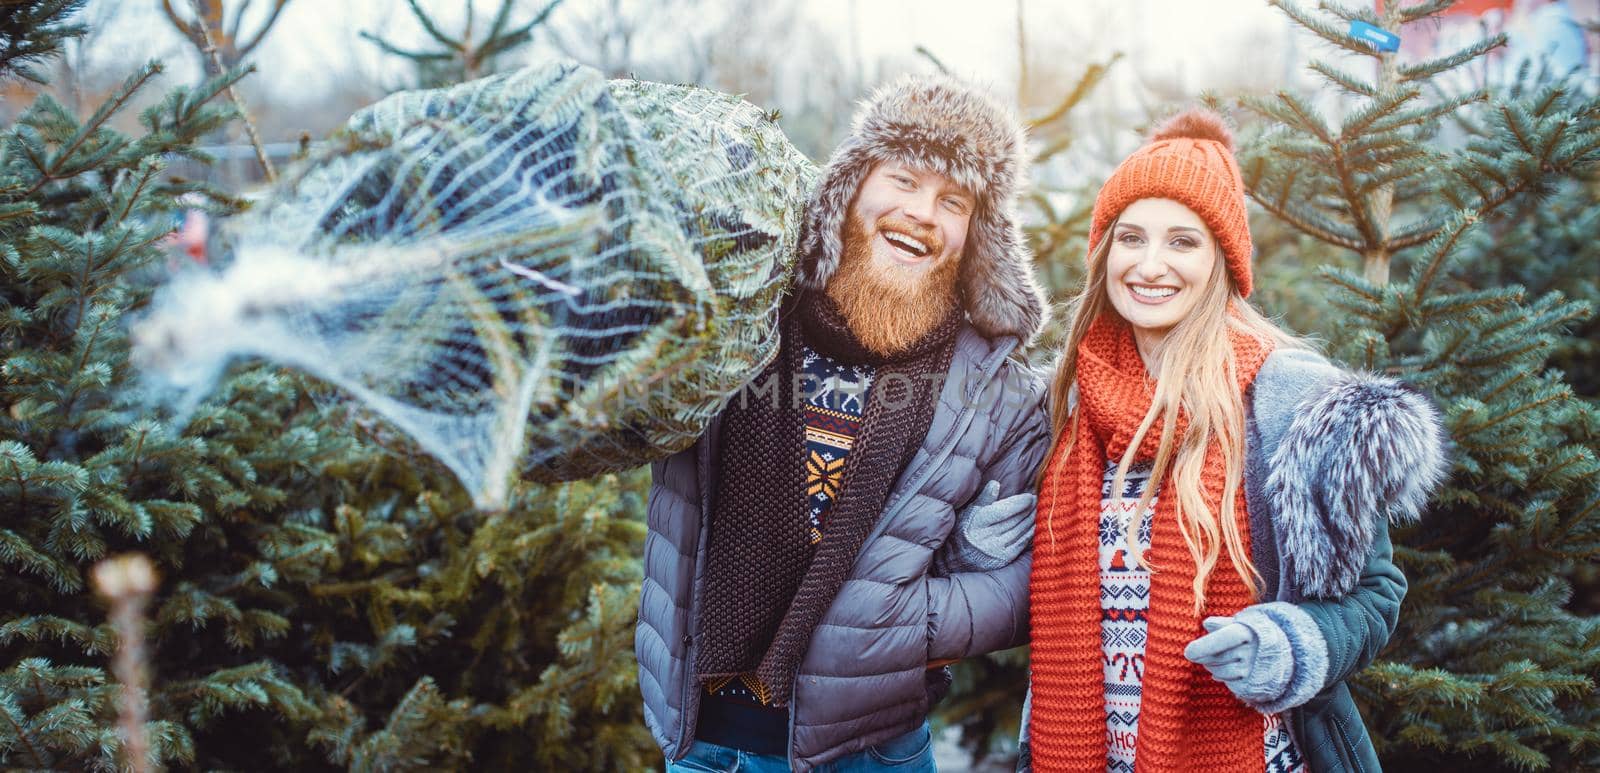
[1,3,657,769]
[1240,1,1600,769]
[133,60,815,511]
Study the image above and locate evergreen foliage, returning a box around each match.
[1241,2,1600,769]
[1,3,655,769]
[0,0,85,85]
[360,0,566,89]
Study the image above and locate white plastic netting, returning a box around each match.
[133,61,817,509]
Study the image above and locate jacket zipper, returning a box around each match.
[859,338,1016,544]
[676,413,721,757]
[786,336,1019,766]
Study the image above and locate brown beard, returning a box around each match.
[825,212,961,356]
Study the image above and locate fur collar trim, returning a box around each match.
[1264,367,1450,598]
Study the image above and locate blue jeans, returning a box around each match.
[666,722,934,772]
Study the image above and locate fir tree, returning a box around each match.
[1,3,655,769]
[360,0,566,90]
[0,0,86,85]
[0,1,272,765]
[1241,1,1600,769]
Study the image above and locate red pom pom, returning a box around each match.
[1149,108,1234,152]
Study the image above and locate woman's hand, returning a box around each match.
[1184,612,1294,708]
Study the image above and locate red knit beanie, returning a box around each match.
[1087,108,1254,297]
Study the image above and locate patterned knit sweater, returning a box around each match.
[1100,461,1304,773]
[704,344,875,711]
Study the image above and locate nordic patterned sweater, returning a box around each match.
[700,345,875,739]
[1100,461,1304,773]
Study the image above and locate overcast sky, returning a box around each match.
[86,0,1302,105]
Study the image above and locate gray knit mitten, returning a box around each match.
[1200,602,1330,714]
[1184,614,1289,708]
[931,480,1036,574]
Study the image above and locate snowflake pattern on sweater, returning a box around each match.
[1099,461,1305,773]
[800,345,875,544]
[707,344,875,707]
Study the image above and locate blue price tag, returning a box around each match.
[1349,20,1401,52]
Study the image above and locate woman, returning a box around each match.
[1022,110,1449,772]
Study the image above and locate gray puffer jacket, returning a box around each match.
[638,325,1049,770]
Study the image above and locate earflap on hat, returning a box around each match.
[796,141,871,291]
[798,74,1048,344]
[960,198,1046,343]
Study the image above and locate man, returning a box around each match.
[637,74,1050,771]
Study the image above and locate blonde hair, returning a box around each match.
[1043,225,1306,612]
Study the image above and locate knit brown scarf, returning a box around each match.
[1030,314,1271,772]
[695,292,959,707]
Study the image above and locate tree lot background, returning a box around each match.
[2,0,1597,770]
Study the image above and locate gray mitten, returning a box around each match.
[1190,614,1286,704]
[931,480,1036,574]
[1184,606,1306,711]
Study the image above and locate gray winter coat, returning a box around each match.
[1244,348,1447,772]
[638,325,1048,770]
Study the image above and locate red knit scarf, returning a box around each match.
[1030,314,1271,772]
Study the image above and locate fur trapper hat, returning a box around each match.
[798,73,1048,345]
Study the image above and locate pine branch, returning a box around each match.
[1370,88,1488,136]
[1397,0,1455,23]
[1309,60,1377,97]
[1353,162,1427,200]
[159,0,207,53]
[1340,86,1423,138]
[1329,140,1385,252]
[0,616,113,654]
[1410,209,1481,300]
[1267,0,1382,57]
[1399,34,1507,83]
[405,0,461,52]
[485,0,515,41]
[1558,132,1600,171]
[1248,191,1364,249]
[234,0,289,60]
[1392,175,1533,251]
[22,62,161,198]
[1028,53,1123,131]
[1244,91,1334,144]
[0,527,85,592]
[0,696,48,768]
[0,0,88,84]
[913,45,949,74]
[357,32,455,63]
[481,0,564,64]
[1348,137,1429,166]
[134,66,250,150]
[112,161,161,224]
[227,0,250,44]
[514,0,566,39]
[1033,133,1075,165]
